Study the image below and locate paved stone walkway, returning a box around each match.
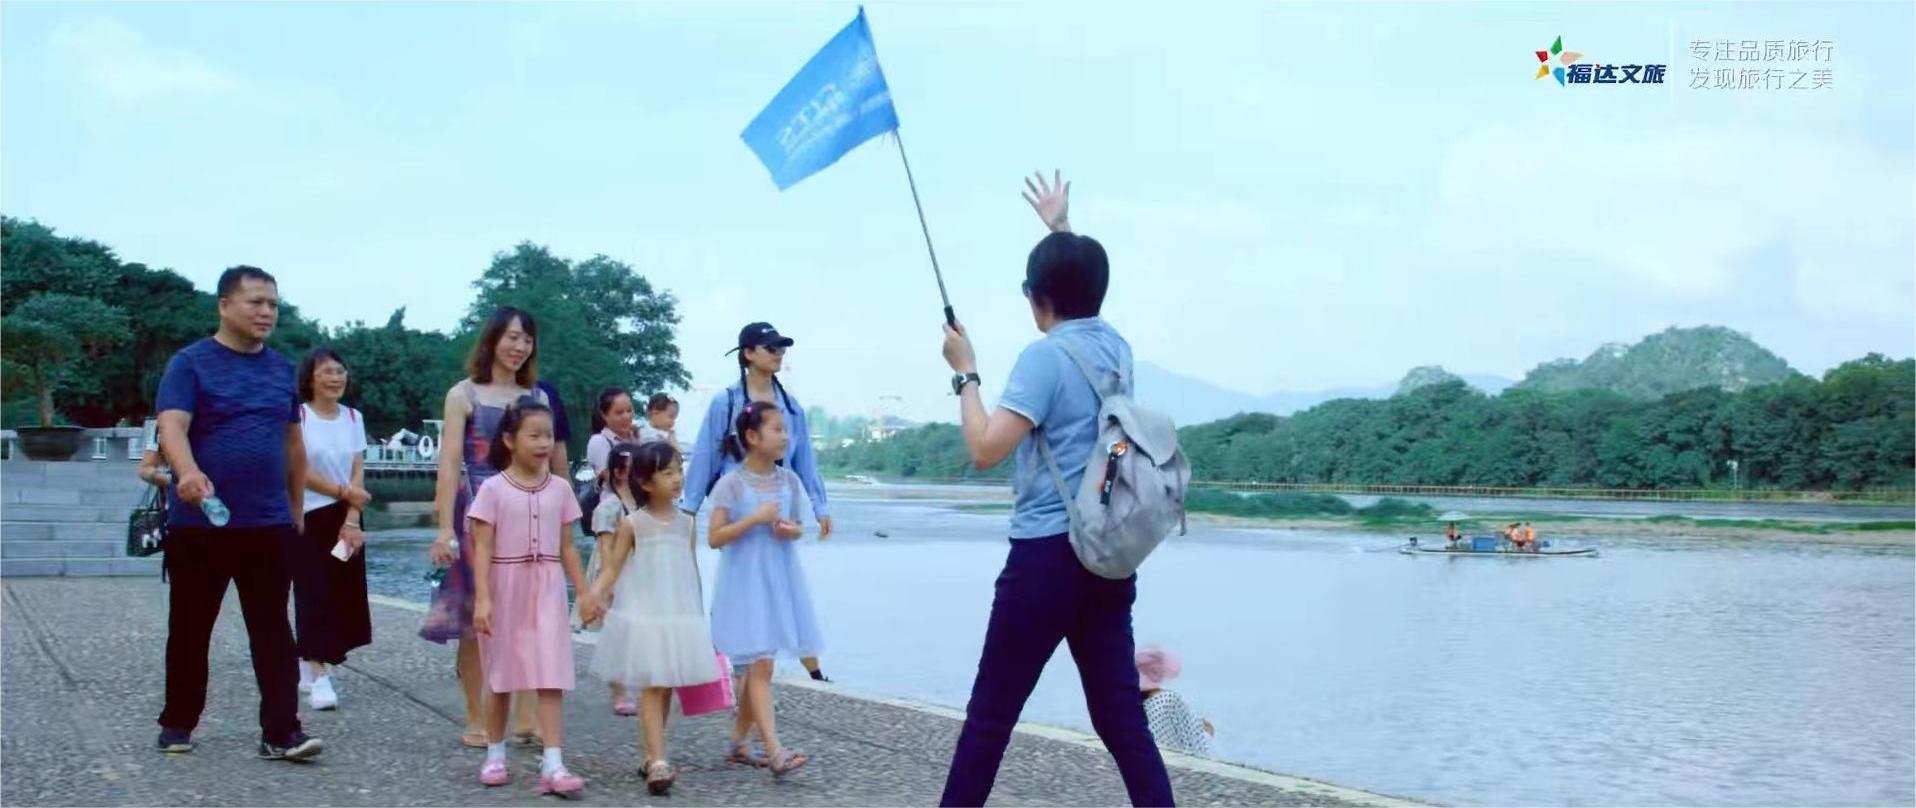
[1,578,1417,807]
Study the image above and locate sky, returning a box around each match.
[4,1,1911,428]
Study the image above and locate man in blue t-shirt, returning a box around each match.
[152,266,323,762]
[936,173,1174,806]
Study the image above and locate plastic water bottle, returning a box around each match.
[425,537,457,588]
[200,495,231,527]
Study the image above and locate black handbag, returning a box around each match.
[125,484,167,558]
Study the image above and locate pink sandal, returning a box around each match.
[613,698,638,717]
[539,766,585,799]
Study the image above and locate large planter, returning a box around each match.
[16,426,85,461]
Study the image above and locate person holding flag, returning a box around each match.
[935,174,1177,807]
[740,20,1176,800]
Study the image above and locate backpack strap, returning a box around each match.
[1036,433,1084,538]
[1030,336,1120,539]
[1046,336,1130,400]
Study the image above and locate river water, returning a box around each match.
[364,488,1914,806]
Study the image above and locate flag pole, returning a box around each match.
[892,129,955,328]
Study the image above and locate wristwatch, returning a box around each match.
[951,372,982,395]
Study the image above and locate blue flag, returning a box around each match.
[742,8,899,190]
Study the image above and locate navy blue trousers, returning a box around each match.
[941,535,1175,807]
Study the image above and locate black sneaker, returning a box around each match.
[157,728,194,754]
[258,731,324,761]
[808,668,832,683]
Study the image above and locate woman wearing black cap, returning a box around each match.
[681,323,837,688]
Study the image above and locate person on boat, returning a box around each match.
[1443,523,1461,548]
[1509,522,1536,552]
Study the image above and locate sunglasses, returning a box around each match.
[754,344,787,356]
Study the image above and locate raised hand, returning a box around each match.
[1022,170,1071,233]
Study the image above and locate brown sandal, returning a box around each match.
[768,747,809,777]
[726,739,768,768]
[461,728,488,748]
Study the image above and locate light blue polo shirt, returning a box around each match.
[996,317,1133,540]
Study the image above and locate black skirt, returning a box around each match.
[291,501,373,665]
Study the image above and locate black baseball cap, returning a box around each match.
[726,322,795,355]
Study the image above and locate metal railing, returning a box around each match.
[825,474,1915,506]
[1190,480,1915,506]
[363,440,439,472]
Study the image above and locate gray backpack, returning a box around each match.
[1036,339,1191,580]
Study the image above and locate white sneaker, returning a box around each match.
[309,676,338,711]
[298,664,315,695]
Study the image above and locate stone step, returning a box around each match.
[1,505,126,524]
[2,460,145,483]
[0,540,121,559]
[0,522,125,541]
[3,487,146,507]
[0,557,161,577]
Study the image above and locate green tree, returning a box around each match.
[1,293,131,426]
[326,308,462,439]
[461,243,690,457]
[0,218,121,311]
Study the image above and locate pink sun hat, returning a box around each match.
[1135,645,1182,691]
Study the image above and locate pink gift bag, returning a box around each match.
[676,652,734,716]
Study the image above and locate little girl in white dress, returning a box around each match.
[588,441,717,793]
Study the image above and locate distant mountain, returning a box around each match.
[1136,361,1513,425]
[1134,361,1270,424]
[1513,325,1802,399]
[1396,366,1464,396]
[1395,366,1516,397]
[1058,326,1793,427]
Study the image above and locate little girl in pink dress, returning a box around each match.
[468,397,600,798]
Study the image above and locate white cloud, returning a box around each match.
[49,18,240,104]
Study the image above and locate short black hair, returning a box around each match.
[647,393,678,414]
[1024,232,1108,319]
[217,265,277,298]
[296,348,346,403]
